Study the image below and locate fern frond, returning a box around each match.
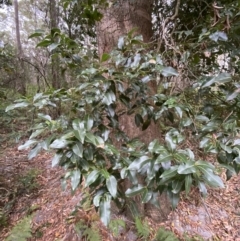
[75,221,101,241]
[109,218,126,237]
[83,224,101,241]
[155,227,179,241]
[6,215,33,241]
[135,217,150,239]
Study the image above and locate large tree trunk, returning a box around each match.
[96,0,171,222]
[14,0,26,95]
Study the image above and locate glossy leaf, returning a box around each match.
[161,67,178,77]
[71,169,81,191]
[101,53,111,62]
[128,156,150,170]
[125,185,145,197]
[74,130,86,143]
[99,195,111,226]
[6,102,29,112]
[18,140,37,150]
[202,169,224,188]
[185,175,192,195]
[50,139,70,149]
[52,153,63,167]
[160,166,178,183]
[28,143,42,159]
[172,180,183,194]
[106,175,117,198]
[142,189,152,203]
[118,37,124,49]
[178,162,196,174]
[85,170,100,187]
[72,142,83,157]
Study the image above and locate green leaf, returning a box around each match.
[209,31,228,42]
[198,182,207,197]
[148,140,166,154]
[219,164,236,175]
[18,140,37,150]
[161,67,178,77]
[50,139,70,149]
[106,175,117,198]
[215,73,231,84]
[118,37,124,49]
[195,160,214,170]
[85,170,100,187]
[72,142,83,158]
[178,162,196,174]
[195,115,209,123]
[102,91,116,106]
[101,53,111,62]
[128,156,150,170]
[227,91,239,101]
[37,39,52,47]
[165,135,176,152]
[172,180,183,194]
[37,113,51,121]
[135,113,143,127]
[29,129,44,139]
[52,153,62,167]
[168,192,180,209]
[201,76,216,88]
[142,189,152,203]
[199,137,210,148]
[71,170,81,191]
[125,185,145,197]
[181,118,192,127]
[142,119,151,131]
[131,53,141,68]
[85,132,97,145]
[6,102,29,112]
[72,119,85,130]
[202,169,224,188]
[28,143,42,159]
[48,43,60,52]
[185,175,192,195]
[220,143,232,153]
[74,130,86,143]
[28,31,44,38]
[160,166,178,183]
[99,195,111,226]
[175,106,182,118]
[141,75,151,83]
[155,153,173,164]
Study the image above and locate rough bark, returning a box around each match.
[96,0,171,222]
[14,0,26,95]
[49,0,60,89]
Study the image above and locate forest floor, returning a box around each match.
[0,140,240,241]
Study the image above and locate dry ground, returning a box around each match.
[0,146,239,241]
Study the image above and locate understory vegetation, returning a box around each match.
[1,0,240,240]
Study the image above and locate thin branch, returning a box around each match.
[157,0,181,52]
[22,57,50,88]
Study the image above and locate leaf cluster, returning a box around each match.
[6,31,240,226]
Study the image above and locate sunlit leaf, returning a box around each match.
[71,169,81,191]
[106,175,117,198]
[18,140,37,150]
[125,185,145,197]
[6,102,29,112]
[72,142,83,157]
[161,67,178,77]
[85,170,100,187]
[52,153,62,167]
[99,195,111,226]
